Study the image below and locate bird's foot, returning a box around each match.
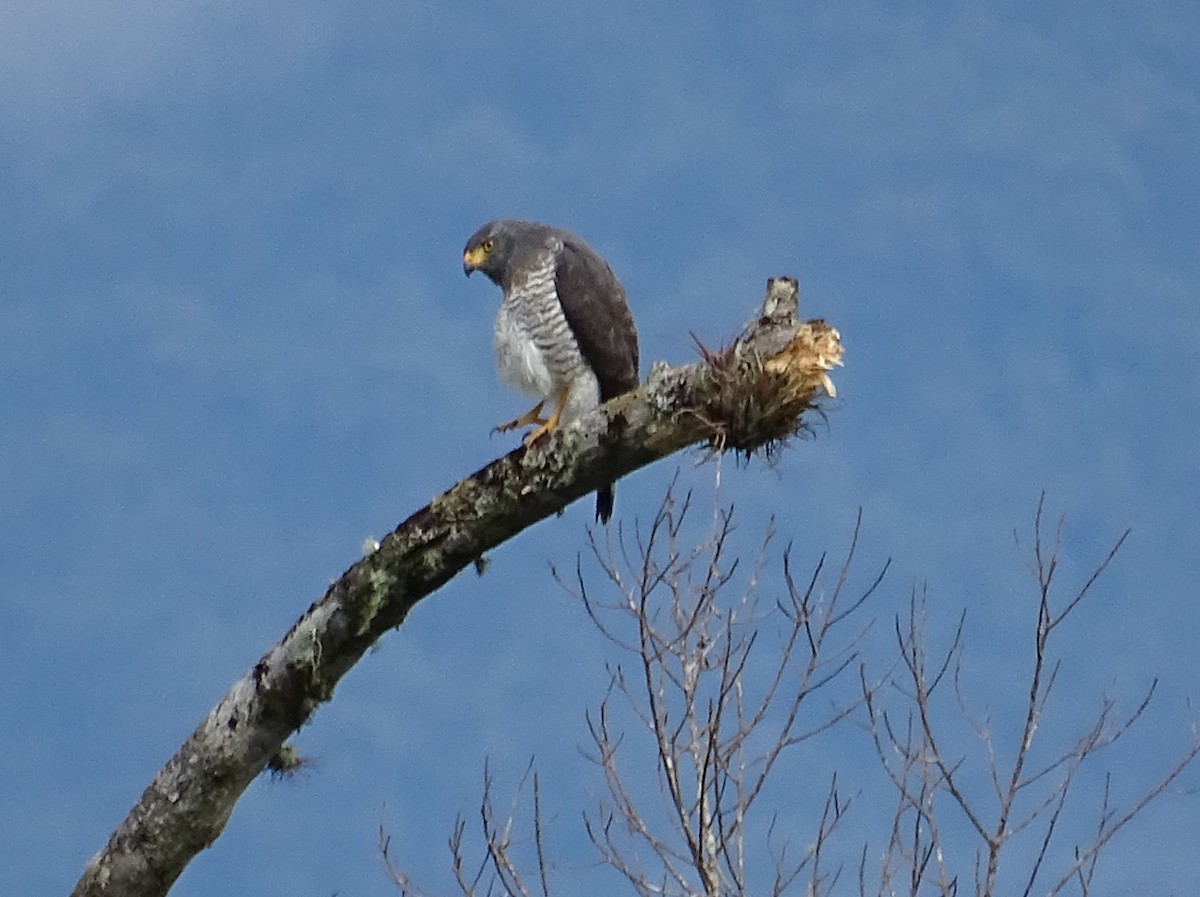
[521,423,553,448]
[521,388,568,447]
[497,387,568,449]
[493,401,547,436]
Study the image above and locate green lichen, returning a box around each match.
[358,566,397,636]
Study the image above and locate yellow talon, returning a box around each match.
[499,386,570,447]
[494,400,547,435]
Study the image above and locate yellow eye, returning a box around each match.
[482,239,495,253]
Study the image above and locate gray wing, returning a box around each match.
[554,239,639,402]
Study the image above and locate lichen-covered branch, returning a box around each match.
[70,277,842,897]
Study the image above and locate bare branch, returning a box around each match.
[865,498,1199,897]
[1045,737,1200,896]
[380,826,417,897]
[576,488,878,897]
[72,279,841,897]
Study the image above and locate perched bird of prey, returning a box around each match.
[463,219,639,523]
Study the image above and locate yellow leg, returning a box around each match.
[493,400,547,435]
[518,385,570,448]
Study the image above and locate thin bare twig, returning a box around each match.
[863,497,1199,897]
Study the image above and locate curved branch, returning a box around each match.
[71,277,842,897]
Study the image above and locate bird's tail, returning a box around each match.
[595,484,615,524]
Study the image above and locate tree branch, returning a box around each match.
[71,277,843,897]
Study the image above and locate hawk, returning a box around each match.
[463,219,639,523]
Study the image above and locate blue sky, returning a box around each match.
[3,0,1198,894]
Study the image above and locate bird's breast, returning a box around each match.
[494,267,597,409]
[494,302,556,398]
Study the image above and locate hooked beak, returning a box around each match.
[462,246,487,276]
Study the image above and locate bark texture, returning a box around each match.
[71,277,842,897]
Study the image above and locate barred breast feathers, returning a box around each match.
[494,247,591,404]
[505,251,587,383]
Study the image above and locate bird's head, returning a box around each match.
[462,220,515,285]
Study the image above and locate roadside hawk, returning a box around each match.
[463,219,639,523]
